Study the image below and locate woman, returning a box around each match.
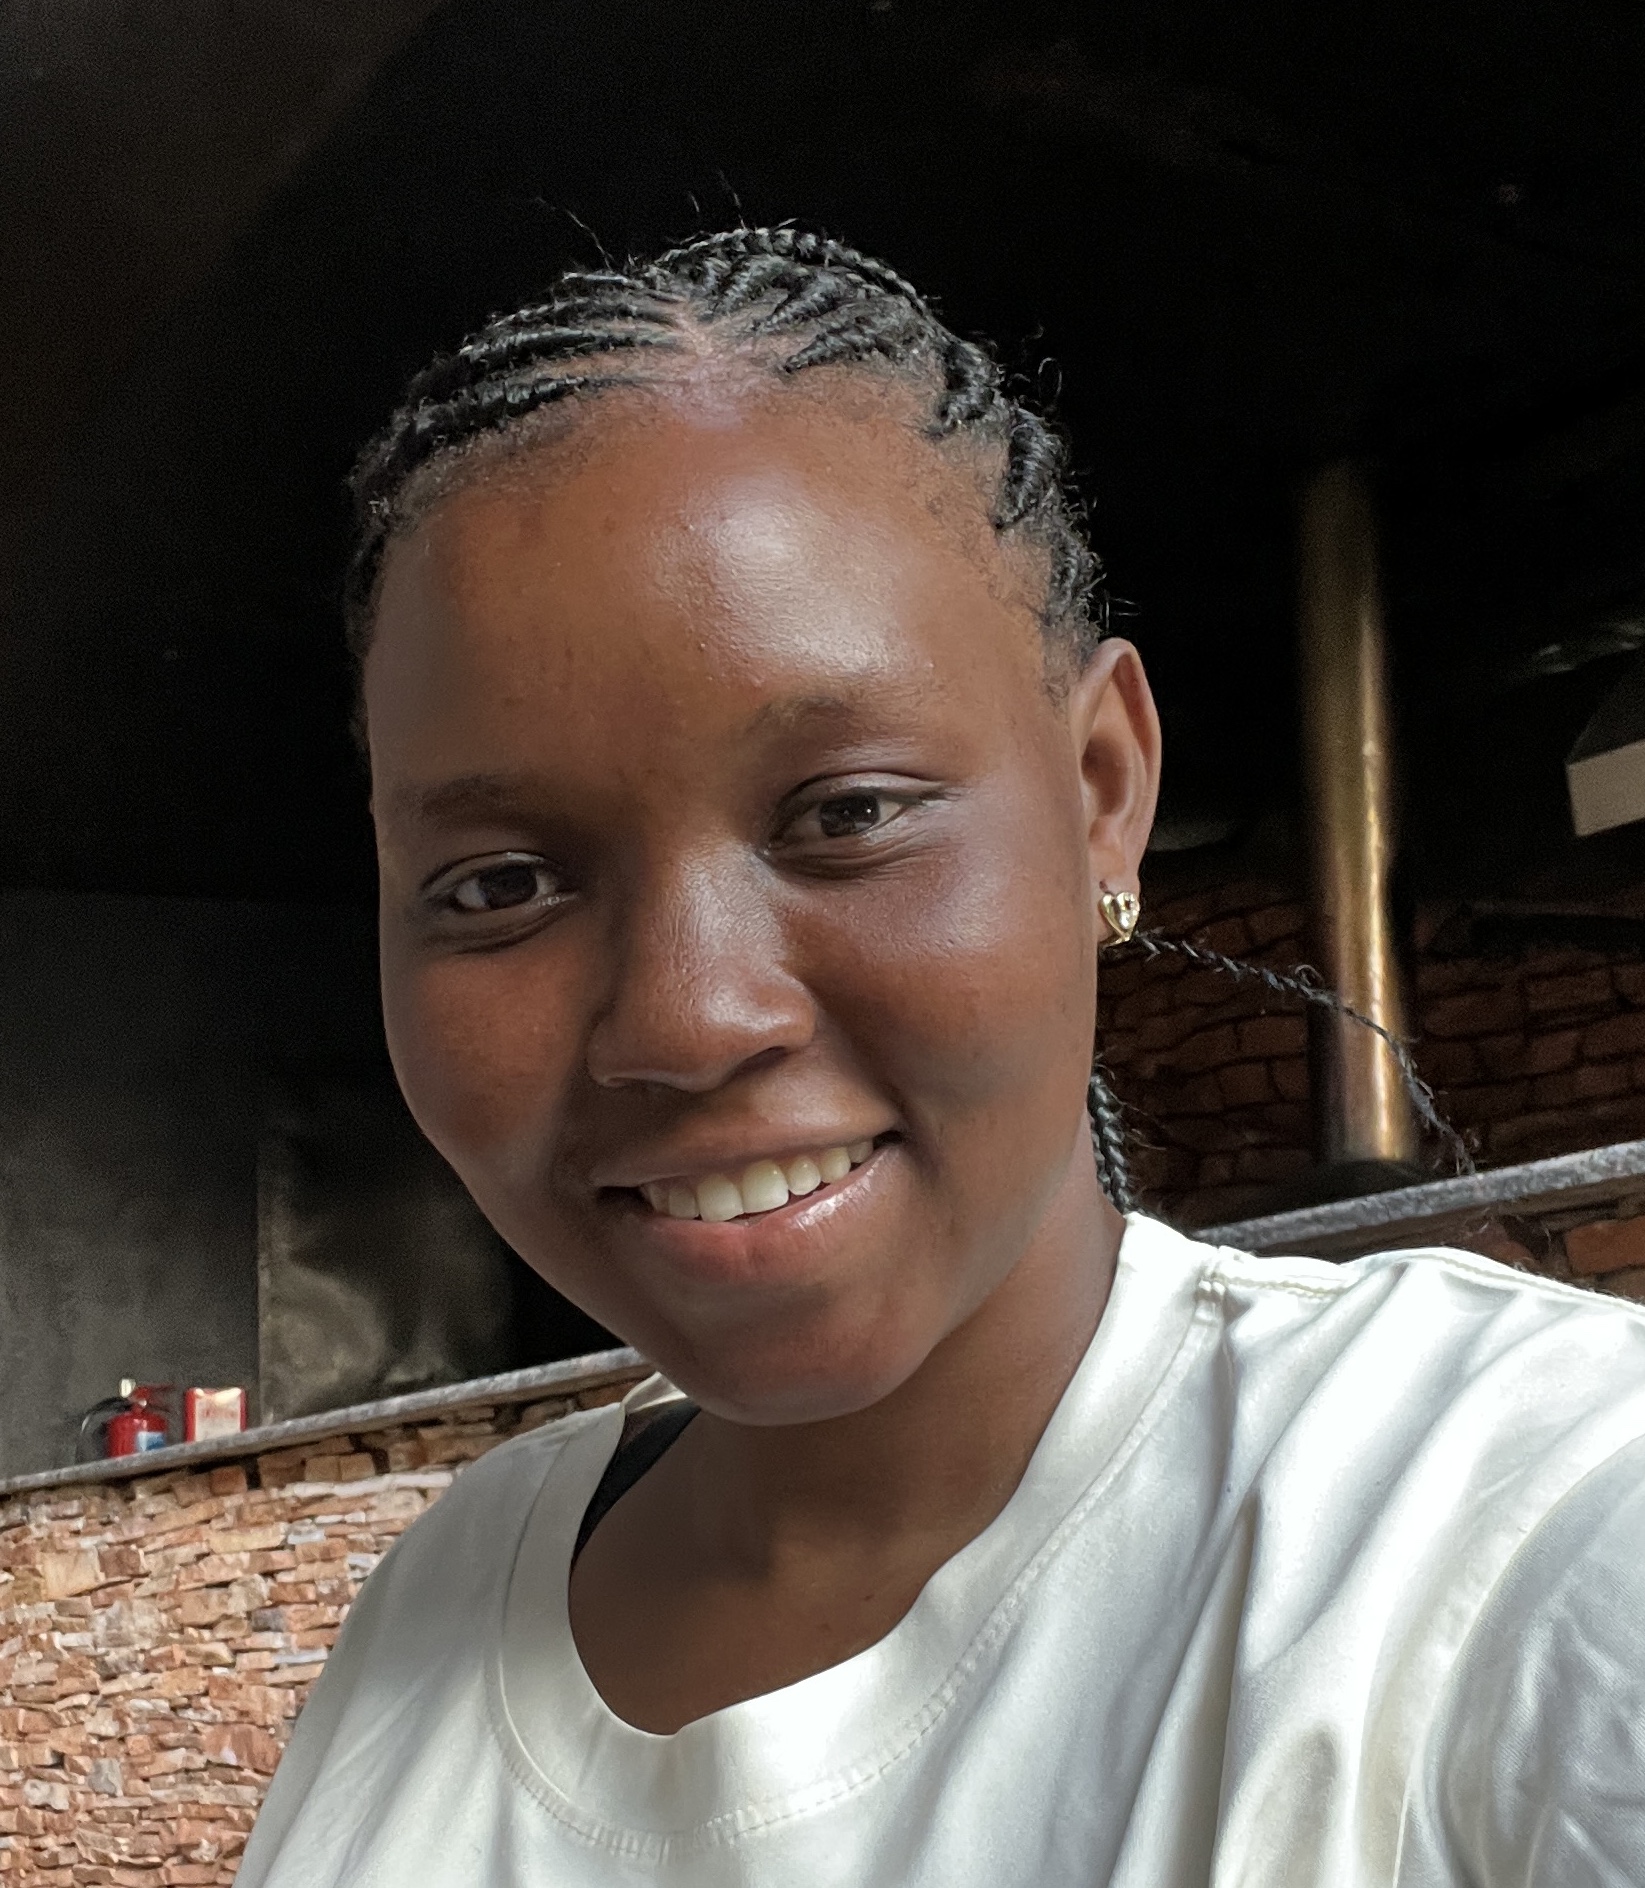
[240,228,1645,1886]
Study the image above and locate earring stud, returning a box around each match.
[1099,888,1141,944]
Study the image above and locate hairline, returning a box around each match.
[355,354,1079,712]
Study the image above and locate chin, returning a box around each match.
[635,1287,955,1427]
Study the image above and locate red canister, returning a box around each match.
[106,1384,170,1456]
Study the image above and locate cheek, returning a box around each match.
[810,796,1096,1128]
[378,935,580,1181]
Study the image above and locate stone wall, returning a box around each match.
[0,1375,638,1884]
[1103,882,1645,1227]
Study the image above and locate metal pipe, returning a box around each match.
[1297,460,1419,1168]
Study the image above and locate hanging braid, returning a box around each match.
[1115,931,1475,1179]
[345,225,1108,668]
[1087,1066,1138,1214]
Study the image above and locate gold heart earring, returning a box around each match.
[1099,887,1141,945]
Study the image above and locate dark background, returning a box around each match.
[6,0,1645,904]
[4,0,1645,1470]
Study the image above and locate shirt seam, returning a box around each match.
[1207,1239,1645,1318]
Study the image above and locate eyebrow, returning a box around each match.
[387,773,540,824]
[742,680,932,741]
[389,683,939,824]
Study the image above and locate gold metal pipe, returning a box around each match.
[1297,461,1420,1168]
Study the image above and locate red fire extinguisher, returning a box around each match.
[105,1382,171,1457]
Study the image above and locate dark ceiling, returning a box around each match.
[5,0,1645,903]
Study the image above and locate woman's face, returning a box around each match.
[366,378,1159,1422]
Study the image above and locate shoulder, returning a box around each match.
[1402,1431,1645,1884]
[1130,1221,1645,1879]
[1191,1225,1645,1402]
[302,1404,609,1678]
[1209,1222,1645,1326]
[1208,1231,1645,1526]
[237,1405,617,1886]
[1125,1215,1645,1451]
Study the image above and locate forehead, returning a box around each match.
[364,385,1048,773]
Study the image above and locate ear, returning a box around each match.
[1065,639,1161,929]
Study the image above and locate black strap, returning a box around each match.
[573,1401,699,1564]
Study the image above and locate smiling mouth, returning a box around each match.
[630,1139,887,1225]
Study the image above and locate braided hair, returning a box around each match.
[1088,931,1476,1217]
[345,225,1107,669]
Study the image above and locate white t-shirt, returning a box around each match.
[237,1216,1645,1887]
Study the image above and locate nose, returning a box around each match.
[584,851,815,1093]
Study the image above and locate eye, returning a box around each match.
[816,790,889,838]
[432,853,564,916]
[778,780,935,850]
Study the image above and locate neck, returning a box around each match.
[684,1144,1125,1578]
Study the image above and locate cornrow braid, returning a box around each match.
[345,225,1109,669]
[1087,1066,1137,1214]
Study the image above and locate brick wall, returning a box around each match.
[1443,1198,1645,1305]
[1101,894,1313,1218]
[1103,882,1645,1227]
[0,1377,637,1884]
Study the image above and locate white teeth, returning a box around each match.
[642,1140,879,1222]
[784,1154,822,1196]
[817,1145,852,1184]
[740,1159,790,1214]
[696,1175,744,1223]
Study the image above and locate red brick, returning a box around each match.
[1485,1108,1587,1159]
[1235,1014,1307,1058]
[1175,968,1242,1008]
[1417,1039,1480,1087]
[1525,1030,1581,1077]
[1566,1215,1645,1277]
[1164,1074,1226,1116]
[1450,1225,1537,1270]
[1246,903,1305,948]
[1423,988,1524,1039]
[1469,1033,1524,1080]
[1582,1011,1645,1061]
[1233,1146,1310,1183]
[198,1726,280,1776]
[1130,1010,1202,1055]
[1525,969,1615,1020]
[1532,1062,1635,1108]
[1193,916,1252,955]
[302,1453,373,1485]
[1414,960,1481,997]
[1170,1024,1241,1075]
[1165,1115,1245,1154]
[1150,890,1218,934]
[1218,1063,1274,1108]
[1446,1081,1531,1124]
